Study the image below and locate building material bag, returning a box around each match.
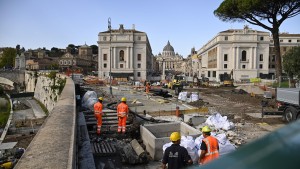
[205,113,234,130]
[178,92,187,101]
[81,91,98,111]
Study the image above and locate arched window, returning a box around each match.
[242,50,247,61]
[119,50,124,61]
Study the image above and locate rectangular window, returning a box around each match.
[208,71,211,77]
[137,63,141,68]
[242,65,246,69]
[224,64,227,69]
[224,54,228,61]
[137,54,141,61]
[213,71,216,77]
[271,65,275,68]
[259,64,263,69]
[103,37,107,41]
[280,39,283,42]
[138,36,141,40]
[137,72,141,77]
[260,36,264,41]
[104,63,107,68]
[259,54,263,61]
[120,64,123,68]
[103,54,107,61]
[225,36,228,41]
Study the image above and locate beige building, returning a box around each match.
[155,41,184,80]
[269,33,300,77]
[98,24,153,82]
[59,44,97,73]
[198,26,271,82]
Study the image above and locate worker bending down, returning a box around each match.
[117,97,129,133]
[199,126,219,165]
[162,132,192,169]
[93,97,104,135]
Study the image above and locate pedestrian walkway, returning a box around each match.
[27,99,46,118]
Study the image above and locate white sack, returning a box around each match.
[205,113,234,130]
[81,91,98,111]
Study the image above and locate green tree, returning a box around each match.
[90,45,98,54]
[283,46,300,87]
[0,48,17,68]
[214,0,300,79]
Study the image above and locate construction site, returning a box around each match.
[76,79,287,169]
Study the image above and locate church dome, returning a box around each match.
[163,41,174,52]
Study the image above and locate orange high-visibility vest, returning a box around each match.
[117,102,128,117]
[94,102,103,118]
[201,136,219,164]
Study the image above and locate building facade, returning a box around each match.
[198,26,270,82]
[98,24,153,82]
[155,41,184,80]
[59,44,97,73]
[269,33,300,77]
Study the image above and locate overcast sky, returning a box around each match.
[1,0,300,57]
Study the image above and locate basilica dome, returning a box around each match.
[163,41,174,52]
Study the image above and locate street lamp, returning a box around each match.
[108,17,112,95]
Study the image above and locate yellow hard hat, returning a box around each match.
[201,126,211,133]
[121,97,126,102]
[98,97,103,101]
[170,132,181,142]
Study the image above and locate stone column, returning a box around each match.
[232,47,236,69]
[127,47,130,69]
[114,47,117,69]
[131,47,134,69]
[236,47,240,69]
[250,47,253,69]
[253,47,257,69]
[162,60,166,80]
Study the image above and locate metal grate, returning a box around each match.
[91,141,116,156]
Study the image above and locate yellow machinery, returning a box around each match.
[168,75,184,95]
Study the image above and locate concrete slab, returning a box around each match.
[140,122,201,161]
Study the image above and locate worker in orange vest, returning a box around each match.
[94,97,104,136]
[145,82,151,99]
[199,126,219,165]
[117,97,129,133]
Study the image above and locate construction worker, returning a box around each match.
[94,97,104,135]
[162,132,193,169]
[198,126,219,165]
[145,82,151,99]
[117,97,129,133]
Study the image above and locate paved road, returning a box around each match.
[27,99,46,118]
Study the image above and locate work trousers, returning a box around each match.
[118,116,127,133]
[95,114,102,135]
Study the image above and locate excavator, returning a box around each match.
[223,69,234,87]
[167,75,184,95]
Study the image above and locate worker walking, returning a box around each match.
[198,126,219,165]
[117,97,129,134]
[145,82,151,99]
[94,97,104,136]
[162,132,193,169]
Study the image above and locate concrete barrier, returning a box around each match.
[15,76,76,169]
[140,122,201,161]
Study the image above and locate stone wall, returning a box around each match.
[15,76,76,169]
[25,71,66,112]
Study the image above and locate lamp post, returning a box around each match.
[108,17,112,95]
